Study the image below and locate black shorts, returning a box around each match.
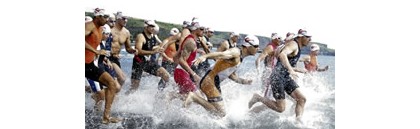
[131,57,162,80]
[108,56,121,68]
[85,62,105,81]
[270,69,299,100]
[162,60,177,75]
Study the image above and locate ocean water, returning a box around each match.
[85,51,335,129]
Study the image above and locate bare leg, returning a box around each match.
[290,89,306,119]
[126,79,140,95]
[98,72,121,124]
[156,67,170,90]
[92,90,105,112]
[184,92,226,117]
[85,86,92,93]
[248,93,285,113]
[114,78,121,93]
[112,63,126,86]
[249,105,268,113]
[156,67,170,82]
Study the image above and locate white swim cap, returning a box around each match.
[153,24,160,34]
[206,27,214,33]
[102,24,111,34]
[115,11,128,19]
[144,20,157,27]
[271,33,282,40]
[230,31,240,38]
[297,29,312,37]
[170,28,180,36]
[93,8,108,17]
[189,21,203,31]
[243,35,260,47]
[85,16,92,23]
[310,44,320,51]
[182,21,190,28]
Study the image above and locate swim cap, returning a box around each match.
[102,24,111,34]
[242,35,260,47]
[297,29,311,37]
[310,44,320,51]
[170,28,180,36]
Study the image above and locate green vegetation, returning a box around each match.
[86,12,334,56]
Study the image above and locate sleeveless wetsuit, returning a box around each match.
[270,40,301,100]
[131,32,165,89]
[227,39,236,49]
[192,37,210,77]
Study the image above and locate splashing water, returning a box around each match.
[85,53,335,129]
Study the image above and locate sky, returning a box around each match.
[85,0,345,49]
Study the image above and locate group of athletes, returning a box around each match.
[85,8,328,124]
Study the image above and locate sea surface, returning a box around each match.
[85,50,335,129]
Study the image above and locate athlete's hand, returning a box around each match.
[243,79,252,85]
[105,59,113,70]
[108,62,113,70]
[97,50,107,55]
[192,73,201,83]
[324,65,329,71]
[193,56,206,66]
[167,58,174,63]
[113,54,121,59]
[197,49,205,55]
[153,46,164,54]
[134,49,139,55]
[289,70,299,81]
[127,49,136,54]
[295,68,307,74]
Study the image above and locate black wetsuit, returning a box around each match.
[227,39,236,48]
[270,40,301,100]
[192,38,210,77]
[132,32,165,90]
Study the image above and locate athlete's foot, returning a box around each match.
[295,116,304,125]
[125,89,135,95]
[102,117,122,124]
[183,92,194,108]
[248,93,260,109]
[94,100,104,112]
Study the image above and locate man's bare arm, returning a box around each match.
[229,72,251,85]
[194,48,239,66]
[255,46,273,68]
[155,35,163,45]
[124,31,136,53]
[180,28,190,45]
[178,38,196,75]
[217,40,228,52]
[317,65,329,72]
[199,37,211,54]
